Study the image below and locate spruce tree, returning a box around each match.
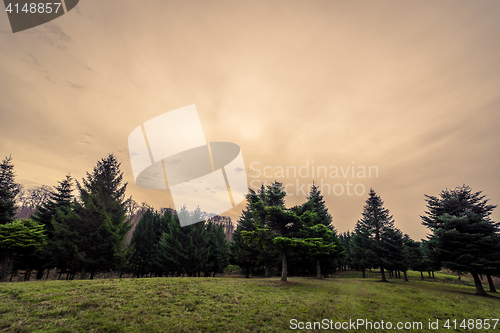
[204,221,230,276]
[157,209,184,276]
[0,219,47,280]
[0,156,20,225]
[129,209,158,277]
[382,228,407,280]
[421,185,499,296]
[55,154,131,279]
[292,184,343,278]
[230,189,262,277]
[354,188,396,282]
[350,225,375,278]
[32,175,73,233]
[31,175,74,278]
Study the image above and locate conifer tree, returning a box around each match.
[350,226,374,278]
[354,189,396,282]
[54,154,131,279]
[421,185,499,296]
[0,219,47,280]
[0,156,20,225]
[129,210,159,277]
[157,210,184,276]
[230,189,262,277]
[299,183,344,278]
[204,221,230,276]
[31,175,74,278]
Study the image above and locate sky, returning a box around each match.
[1,0,499,240]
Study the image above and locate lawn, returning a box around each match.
[1,273,499,332]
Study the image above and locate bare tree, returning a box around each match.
[125,197,140,218]
[207,215,234,241]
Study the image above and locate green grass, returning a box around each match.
[1,274,499,332]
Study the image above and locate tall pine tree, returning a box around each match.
[354,188,396,282]
[54,154,131,279]
[0,156,21,225]
[421,185,499,296]
[31,175,74,278]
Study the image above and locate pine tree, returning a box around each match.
[354,188,396,282]
[31,175,74,278]
[129,210,158,277]
[157,210,184,276]
[55,154,131,279]
[350,225,375,278]
[382,228,407,280]
[421,185,499,296]
[156,207,212,277]
[204,221,230,276]
[296,184,344,278]
[32,175,73,233]
[338,231,352,271]
[0,219,47,280]
[0,156,21,225]
[230,189,262,277]
[241,182,308,282]
[305,182,332,226]
[405,240,428,280]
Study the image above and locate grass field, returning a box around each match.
[1,272,499,332]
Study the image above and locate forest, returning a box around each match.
[1,153,499,297]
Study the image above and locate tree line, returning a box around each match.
[1,154,499,296]
[337,186,500,296]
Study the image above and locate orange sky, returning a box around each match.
[1,0,499,240]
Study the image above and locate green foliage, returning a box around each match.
[156,207,230,277]
[421,185,500,295]
[0,156,20,226]
[32,175,73,236]
[28,175,74,277]
[129,210,160,277]
[352,188,398,281]
[0,219,47,279]
[0,219,46,252]
[236,182,343,281]
[51,154,131,278]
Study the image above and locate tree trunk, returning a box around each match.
[428,271,431,278]
[244,266,250,278]
[90,270,95,280]
[403,271,408,282]
[420,271,424,280]
[362,268,366,278]
[264,264,270,278]
[316,259,321,279]
[0,253,13,280]
[281,252,288,283]
[36,269,44,280]
[46,268,50,280]
[471,272,488,296]
[486,274,497,293]
[380,264,388,282]
[432,271,435,278]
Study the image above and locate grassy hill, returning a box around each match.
[1,272,499,332]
